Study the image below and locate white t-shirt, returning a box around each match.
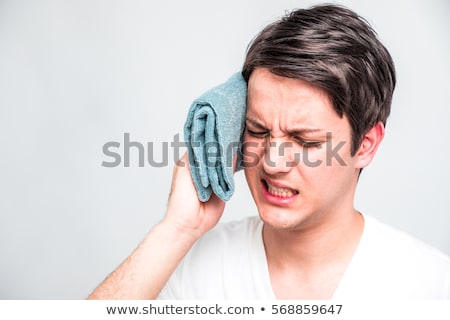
[158,214,450,299]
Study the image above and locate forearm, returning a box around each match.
[88,152,225,299]
[87,220,198,300]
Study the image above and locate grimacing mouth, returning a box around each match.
[262,179,299,198]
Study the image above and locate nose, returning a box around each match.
[262,137,295,175]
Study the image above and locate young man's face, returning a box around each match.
[243,68,361,231]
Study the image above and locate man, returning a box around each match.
[89,4,450,299]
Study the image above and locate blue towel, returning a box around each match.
[184,72,247,202]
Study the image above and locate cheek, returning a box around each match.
[296,147,323,168]
[324,139,354,169]
[304,142,356,189]
[243,160,260,197]
[242,134,264,169]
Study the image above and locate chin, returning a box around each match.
[258,202,325,232]
[258,206,303,230]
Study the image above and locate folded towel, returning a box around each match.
[184,72,247,202]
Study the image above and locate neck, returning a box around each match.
[263,208,364,272]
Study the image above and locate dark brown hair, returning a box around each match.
[242,4,396,155]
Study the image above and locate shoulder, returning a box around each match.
[359,214,450,298]
[363,214,450,265]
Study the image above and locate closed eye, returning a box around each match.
[246,128,269,138]
[293,137,322,148]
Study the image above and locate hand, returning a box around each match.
[163,152,226,239]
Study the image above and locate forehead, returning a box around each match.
[246,68,339,126]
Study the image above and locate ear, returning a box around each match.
[354,122,385,169]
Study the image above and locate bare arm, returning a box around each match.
[88,153,225,299]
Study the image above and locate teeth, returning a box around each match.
[266,182,296,198]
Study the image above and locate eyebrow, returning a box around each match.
[245,117,267,130]
[245,117,324,135]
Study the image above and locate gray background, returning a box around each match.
[0,0,449,299]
